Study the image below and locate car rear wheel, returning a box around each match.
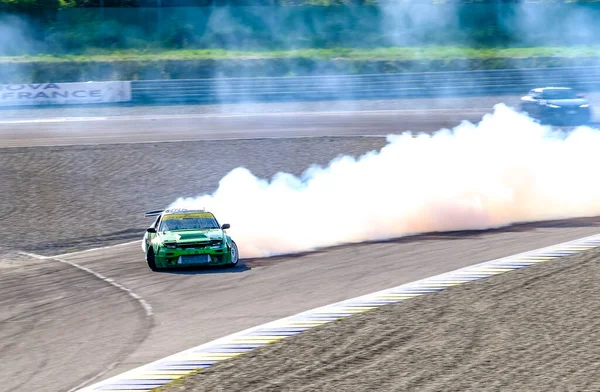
[146,248,158,271]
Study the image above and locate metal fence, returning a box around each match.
[130,66,600,105]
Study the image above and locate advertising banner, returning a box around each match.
[0,81,132,106]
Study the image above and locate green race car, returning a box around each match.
[142,208,239,271]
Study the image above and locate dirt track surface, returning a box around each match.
[160,247,600,392]
[0,137,386,255]
[0,251,148,392]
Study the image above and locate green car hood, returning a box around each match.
[159,229,224,244]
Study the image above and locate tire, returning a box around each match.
[146,248,158,271]
[228,241,239,268]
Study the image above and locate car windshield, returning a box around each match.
[542,89,577,99]
[159,214,219,232]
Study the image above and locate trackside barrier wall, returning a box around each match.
[0,81,132,107]
[131,66,600,105]
[4,67,600,107]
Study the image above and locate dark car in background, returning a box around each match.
[520,87,592,126]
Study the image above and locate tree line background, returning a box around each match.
[1,0,600,56]
[3,0,600,13]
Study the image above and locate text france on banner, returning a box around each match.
[0,81,132,106]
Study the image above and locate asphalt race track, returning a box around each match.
[0,109,488,148]
[52,223,600,382]
[0,251,149,392]
[2,95,600,392]
[160,245,600,392]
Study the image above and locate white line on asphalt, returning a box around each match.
[0,117,110,124]
[65,362,120,392]
[18,250,153,317]
[0,108,492,125]
[52,240,142,258]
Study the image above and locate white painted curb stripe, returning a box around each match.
[75,232,600,392]
[0,108,490,125]
[52,240,142,258]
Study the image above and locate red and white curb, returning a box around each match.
[76,233,600,392]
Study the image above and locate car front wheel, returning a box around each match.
[146,248,158,271]
[228,241,239,267]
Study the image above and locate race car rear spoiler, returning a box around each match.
[144,210,164,217]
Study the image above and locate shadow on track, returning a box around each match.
[244,216,600,267]
[153,263,251,275]
[21,216,600,267]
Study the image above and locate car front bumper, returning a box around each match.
[542,107,591,124]
[155,246,233,268]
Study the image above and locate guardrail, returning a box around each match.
[131,66,600,105]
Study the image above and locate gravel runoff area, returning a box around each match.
[0,137,386,255]
[159,246,600,392]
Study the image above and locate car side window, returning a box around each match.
[525,90,538,100]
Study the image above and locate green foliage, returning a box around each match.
[0,0,139,12]
[6,45,600,62]
[3,3,600,56]
[59,0,78,7]
[2,47,600,83]
[2,2,600,82]
[0,0,61,13]
[0,0,597,14]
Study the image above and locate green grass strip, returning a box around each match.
[3,46,600,63]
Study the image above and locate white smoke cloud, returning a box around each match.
[0,14,38,57]
[169,103,600,258]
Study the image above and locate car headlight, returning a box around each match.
[547,104,560,108]
[580,104,590,108]
[164,243,177,249]
[209,239,223,247]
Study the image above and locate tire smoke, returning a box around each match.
[169,104,600,258]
